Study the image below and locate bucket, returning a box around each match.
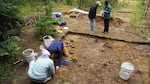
[22,49,36,63]
[43,35,55,49]
[119,62,135,80]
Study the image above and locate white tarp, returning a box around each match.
[70,8,89,14]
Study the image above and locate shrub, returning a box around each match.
[35,0,57,39]
[0,1,24,41]
[35,15,57,39]
[0,36,21,57]
[66,0,73,5]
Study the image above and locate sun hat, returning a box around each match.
[96,1,101,6]
[41,48,51,57]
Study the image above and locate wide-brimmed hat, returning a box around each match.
[96,1,101,6]
[41,48,51,57]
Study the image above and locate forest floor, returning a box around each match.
[1,2,150,84]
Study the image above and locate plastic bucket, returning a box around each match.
[22,49,35,63]
[119,62,135,80]
[43,35,55,49]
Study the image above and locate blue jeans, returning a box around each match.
[90,19,94,31]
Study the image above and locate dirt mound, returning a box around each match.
[110,18,125,27]
[64,12,125,28]
[95,16,125,27]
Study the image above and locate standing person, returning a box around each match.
[47,40,70,70]
[88,1,101,32]
[28,48,55,84]
[103,0,112,33]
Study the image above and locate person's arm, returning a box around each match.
[50,60,55,74]
[48,59,55,77]
[104,6,112,14]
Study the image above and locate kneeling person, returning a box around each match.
[48,40,70,70]
[28,48,55,84]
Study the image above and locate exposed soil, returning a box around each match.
[8,32,150,84]
[61,33,150,84]
[1,7,150,84]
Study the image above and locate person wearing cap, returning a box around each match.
[88,1,101,32]
[28,48,55,84]
[47,40,70,70]
[103,0,112,33]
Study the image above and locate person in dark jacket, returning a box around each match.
[47,40,70,70]
[103,0,112,33]
[88,1,101,32]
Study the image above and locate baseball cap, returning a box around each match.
[96,1,101,6]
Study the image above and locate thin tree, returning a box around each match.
[144,0,150,18]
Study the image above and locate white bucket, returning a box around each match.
[119,62,135,80]
[43,35,55,49]
[22,49,36,63]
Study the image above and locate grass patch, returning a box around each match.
[0,56,16,80]
[20,4,45,18]
[130,0,143,28]
[53,3,76,12]
[20,4,35,17]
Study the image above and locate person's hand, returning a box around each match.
[56,66,60,70]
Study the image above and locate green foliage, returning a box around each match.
[0,59,13,80]
[0,36,21,57]
[115,0,130,9]
[35,15,57,39]
[0,0,23,80]
[109,0,119,8]
[77,0,97,9]
[0,50,9,57]
[77,0,121,10]
[54,0,60,3]
[35,0,57,39]
[42,0,52,15]
[0,1,24,41]
[65,0,73,5]
[20,3,35,17]
[130,0,143,27]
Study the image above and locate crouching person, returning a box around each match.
[28,48,55,84]
[48,40,70,70]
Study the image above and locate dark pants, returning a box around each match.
[104,18,110,32]
[89,18,94,31]
[29,73,52,84]
[30,78,45,84]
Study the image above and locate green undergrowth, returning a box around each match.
[130,0,143,28]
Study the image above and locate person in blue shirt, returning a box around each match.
[88,1,101,32]
[103,0,112,33]
[48,40,70,70]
